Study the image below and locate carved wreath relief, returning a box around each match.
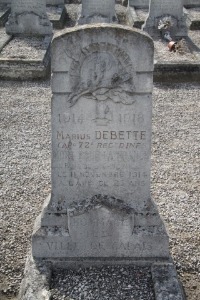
[63,42,136,107]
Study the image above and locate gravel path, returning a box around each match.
[51,266,154,300]
[0,81,51,299]
[0,81,199,300]
[0,37,50,60]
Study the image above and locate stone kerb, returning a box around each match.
[32,24,169,262]
[129,0,200,9]
[6,0,52,36]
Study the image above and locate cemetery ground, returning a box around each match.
[0,5,200,81]
[0,80,199,300]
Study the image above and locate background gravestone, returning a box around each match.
[32,24,169,262]
[47,0,64,4]
[143,0,187,37]
[78,0,117,24]
[6,0,52,36]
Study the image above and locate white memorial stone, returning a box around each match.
[78,0,117,24]
[6,0,52,36]
[143,0,187,37]
[32,24,169,263]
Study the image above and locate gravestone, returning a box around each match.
[32,24,169,263]
[6,0,52,36]
[129,0,149,8]
[143,0,187,37]
[47,0,64,4]
[78,0,117,24]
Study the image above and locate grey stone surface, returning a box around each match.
[184,0,200,7]
[0,35,51,80]
[130,0,200,9]
[47,6,66,29]
[0,0,65,4]
[32,24,169,262]
[6,0,52,36]
[129,0,149,8]
[0,4,10,27]
[47,0,64,5]
[0,27,11,51]
[18,253,51,300]
[78,0,117,24]
[152,263,186,300]
[143,0,188,37]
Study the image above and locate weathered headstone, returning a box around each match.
[47,0,64,5]
[129,0,149,8]
[78,0,117,24]
[32,24,169,263]
[6,0,52,36]
[143,0,187,37]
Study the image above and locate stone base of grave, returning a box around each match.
[47,5,67,29]
[18,253,52,300]
[6,13,52,36]
[19,251,186,300]
[0,27,12,52]
[186,8,200,30]
[142,15,188,38]
[32,194,169,261]
[0,35,52,80]
[154,61,200,82]
[0,5,10,27]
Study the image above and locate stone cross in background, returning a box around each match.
[143,0,187,37]
[6,0,52,36]
[78,0,117,24]
[32,24,169,262]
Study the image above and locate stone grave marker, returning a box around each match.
[143,0,187,37]
[129,0,149,8]
[78,0,117,24]
[32,24,169,262]
[47,0,64,5]
[6,0,52,36]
